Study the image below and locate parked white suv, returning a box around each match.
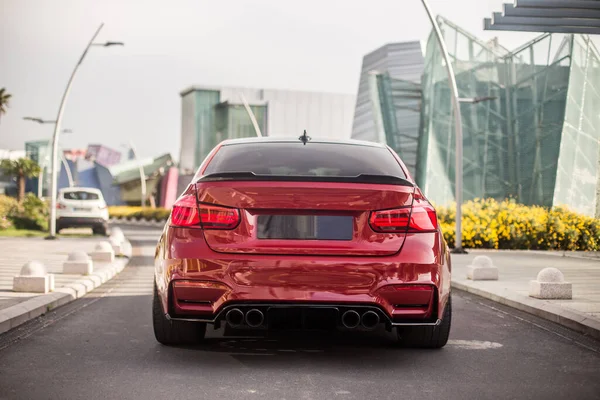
[56,187,109,235]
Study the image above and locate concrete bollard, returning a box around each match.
[90,241,115,263]
[529,267,572,299]
[110,237,122,255]
[110,228,125,242]
[13,261,55,293]
[120,241,132,258]
[466,255,499,280]
[63,251,93,275]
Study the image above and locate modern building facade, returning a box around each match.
[85,144,122,167]
[361,17,600,218]
[179,86,356,173]
[22,141,176,207]
[351,42,425,176]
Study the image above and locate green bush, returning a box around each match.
[437,198,600,251]
[10,193,49,231]
[0,195,18,230]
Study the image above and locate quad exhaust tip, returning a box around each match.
[341,310,361,329]
[361,310,380,329]
[245,308,265,328]
[225,308,244,328]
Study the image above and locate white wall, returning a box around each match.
[0,149,26,160]
[179,92,197,173]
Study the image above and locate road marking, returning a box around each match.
[447,340,503,349]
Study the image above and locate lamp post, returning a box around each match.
[420,0,467,254]
[46,23,123,239]
[238,92,263,137]
[23,117,75,192]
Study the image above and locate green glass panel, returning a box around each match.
[194,90,220,167]
[417,16,599,216]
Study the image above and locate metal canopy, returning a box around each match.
[484,0,600,34]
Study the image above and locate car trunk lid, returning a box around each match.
[195,180,415,256]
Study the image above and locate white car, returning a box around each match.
[56,187,109,235]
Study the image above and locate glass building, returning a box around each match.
[351,42,425,176]
[366,16,600,217]
[179,86,356,173]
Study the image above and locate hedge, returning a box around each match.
[437,198,600,251]
[109,206,170,221]
[0,194,49,231]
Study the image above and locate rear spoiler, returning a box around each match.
[196,172,414,187]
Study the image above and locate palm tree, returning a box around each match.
[0,88,11,121]
[0,158,41,201]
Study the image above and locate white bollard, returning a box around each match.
[13,261,55,293]
[466,255,499,280]
[121,241,132,258]
[90,241,115,262]
[110,237,122,255]
[63,251,93,275]
[109,228,125,243]
[529,268,572,299]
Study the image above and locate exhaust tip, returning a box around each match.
[225,308,244,328]
[245,309,264,328]
[361,310,380,329]
[341,310,361,329]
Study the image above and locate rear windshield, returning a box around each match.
[62,191,100,201]
[203,142,407,178]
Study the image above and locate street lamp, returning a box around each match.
[47,23,123,239]
[23,117,75,192]
[23,117,56,124]
[122,141,147,207]
[420,0,467,254]
[238,92,263,137]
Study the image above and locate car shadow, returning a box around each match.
[156,325,444,370]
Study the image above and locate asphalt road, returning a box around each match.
[1,226,599,400]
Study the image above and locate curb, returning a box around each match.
[462,249,600,260]
[451,279,600,340]
[0,241,132,335]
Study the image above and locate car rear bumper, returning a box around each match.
[167,303,443,329]
[155,228,452,326]
[57,217,107,227]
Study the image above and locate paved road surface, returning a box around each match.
[1,226,599,400]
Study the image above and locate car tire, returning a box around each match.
[152,282,206,346]
[396,296,452,349]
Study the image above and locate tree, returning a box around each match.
[0,88,11,121]
[0,158,41,201]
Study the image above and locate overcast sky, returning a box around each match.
[0,0,581,160]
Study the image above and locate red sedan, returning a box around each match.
[153,136,452,348]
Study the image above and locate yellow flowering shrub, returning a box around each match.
[437,198,600,251]
[107,206,143,219]
[108,206,170,221]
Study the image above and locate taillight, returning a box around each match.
[369,204,438,233]
[170,195,240,229]
[171,195,200,227]
[199,204,240,229]
[57,203,66,209]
